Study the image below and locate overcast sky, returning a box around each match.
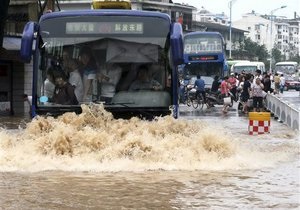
[172,0,300,21]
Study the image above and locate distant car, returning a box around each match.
[188,76,214,90]
[285,76,300,91]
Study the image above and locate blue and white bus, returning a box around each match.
[20,7,184,119]
[183,31,227,86]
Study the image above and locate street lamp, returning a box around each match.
[269,5,287,73]
[228,0,237,59]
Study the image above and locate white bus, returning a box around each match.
[275,61,298,76]
[232,61,265,74]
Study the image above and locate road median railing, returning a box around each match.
[266,94,300,131]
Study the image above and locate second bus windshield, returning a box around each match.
[184,34,223,54]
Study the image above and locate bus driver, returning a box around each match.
[129,65,162,91]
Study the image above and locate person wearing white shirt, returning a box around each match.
[253,69,263,84]
[279,74,285,94]
[97,63,122,103]
[79,47,97,102]
[67,59,84,102]
[251,78,264,112]
[41,68,55,99]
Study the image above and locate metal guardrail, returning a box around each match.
[266,94,300,131]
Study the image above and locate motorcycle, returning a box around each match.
[206,90,235,108]
[236,89,254,112]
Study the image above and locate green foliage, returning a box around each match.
[289,54,300,64]
[271,46,282,63]
[232,37,269,63]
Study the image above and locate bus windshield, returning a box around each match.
[233,65,257,74]
[184,62,222,77]
[184,33,223,54]
[275,64,297,75]
[36,15,172,117]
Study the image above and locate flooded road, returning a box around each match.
[0,104,299,209]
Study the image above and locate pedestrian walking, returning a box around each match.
[220,76,231,113]
[279,74,285,94]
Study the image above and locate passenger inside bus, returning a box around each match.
[62,47,72,76]
[128,64,162,91]
[50,69,78,105]
[67,59,84,102]
[41,67,55,99]
[78,46,97,102]
[97,63,122,103]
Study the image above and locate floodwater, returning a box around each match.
[0,104,299,209]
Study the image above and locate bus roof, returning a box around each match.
[183,32,225,45]
[184,31,223,38]
[250,61,265,65]
[39,9,171,22]
[227,60,250,65]
[275,61,298,66]
[233,62,257,67]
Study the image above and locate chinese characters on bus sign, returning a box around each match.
[66,22,143,34]
[184,43,222,54]
[188,55,218,61]
[114,23,143,33]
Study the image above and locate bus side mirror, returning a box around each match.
[171,23,184,65]
[20,22,36,63]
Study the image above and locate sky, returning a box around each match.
[172,0,300,21]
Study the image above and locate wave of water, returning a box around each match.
[0,104,298,172]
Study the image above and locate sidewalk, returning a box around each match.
[178,101,298,137]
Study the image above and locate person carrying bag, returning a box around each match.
[220,76,231,113]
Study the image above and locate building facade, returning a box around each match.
[1,0,38,116]
[233,11,300,60]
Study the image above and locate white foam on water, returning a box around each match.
[0,104,298,172]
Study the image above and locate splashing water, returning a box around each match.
[0,104,298,172]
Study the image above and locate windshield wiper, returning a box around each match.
[106,102,157,120]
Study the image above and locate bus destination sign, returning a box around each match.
[188,55,218,61]
[66,22,143,34]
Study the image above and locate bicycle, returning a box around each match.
[184,86,193,107]
[184,86,206,109]
[192,91,205,109]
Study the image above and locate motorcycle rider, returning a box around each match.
[211,75,221,93]
[194,74,206,103]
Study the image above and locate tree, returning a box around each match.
[256,44,269,62]
[232,37,269,63]
[289,54,300,64]
[288,43,300,63]
[0,0,10,48]
[271,45,282,64]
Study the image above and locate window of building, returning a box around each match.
[255,24,260,30]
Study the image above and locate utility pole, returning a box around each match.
[228,0,237,59]
[0,0,10,48]
[269,5,287,73]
